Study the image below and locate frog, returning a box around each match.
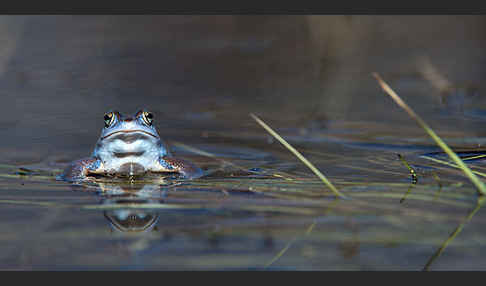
[60,110,203,182]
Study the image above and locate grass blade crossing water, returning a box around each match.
[250,113,346,199]
[373,73,486,196]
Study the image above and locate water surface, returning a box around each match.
[2,15,486,270]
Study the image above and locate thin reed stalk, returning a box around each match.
[373,73,486,196]
[250,113,345,199]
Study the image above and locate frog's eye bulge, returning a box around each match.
[142,111,154,126]
[104,112,115,127]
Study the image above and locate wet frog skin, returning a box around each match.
[60,110,203,182]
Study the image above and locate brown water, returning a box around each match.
[2,15,486,270]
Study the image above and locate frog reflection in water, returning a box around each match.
[61,110,203,182]
[99,182,163,233]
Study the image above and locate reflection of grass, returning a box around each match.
[264,198,339,268]
[373,73,486,196]
[264,221,316,268]
[399,184,415,204]
[423,196,485,271]
[250,113,345,199]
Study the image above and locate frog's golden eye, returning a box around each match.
[104,112,115,127]
[142,111,153,126]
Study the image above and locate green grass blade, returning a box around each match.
[250,113,346,199]
[373,73,486,196]
[419,155,486,178]
[397,154,418,184]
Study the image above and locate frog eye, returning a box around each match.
[142,111,154,126]
[104,112,115,127]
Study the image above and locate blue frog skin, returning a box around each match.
[98,182,165,233]
[60,110,203,182]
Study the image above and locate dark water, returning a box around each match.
[2,15,486,270]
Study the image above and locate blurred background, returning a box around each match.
[1,15,486,162]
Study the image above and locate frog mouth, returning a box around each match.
[113,151,145,158]
[102,130,158,140]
